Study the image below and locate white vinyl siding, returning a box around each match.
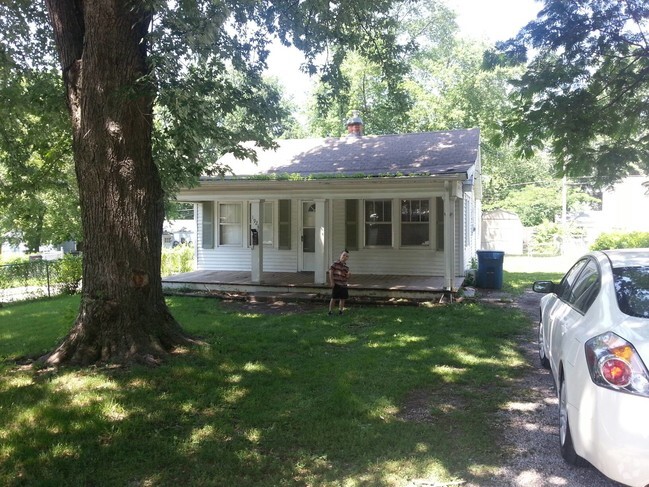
[198,199,298,272]
[332,199,441,276]
[192,184,471,278]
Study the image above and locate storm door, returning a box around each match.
[299,201,316,271]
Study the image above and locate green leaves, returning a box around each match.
[146,0,414,188]
[0,61,78,252]
[490,0,649,186]
[3,0,414,247]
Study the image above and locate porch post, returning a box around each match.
[314,199,326,284]
[443,182,458,290]
[250,199,264,283]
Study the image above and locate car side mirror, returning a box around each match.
[533,280,555,294]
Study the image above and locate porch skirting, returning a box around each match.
[162,270,466,301]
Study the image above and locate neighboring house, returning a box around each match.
[162,219,196,248]
[175,116,482,291]
[601,175,649,232]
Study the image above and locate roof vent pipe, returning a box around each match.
[345,110,363,137]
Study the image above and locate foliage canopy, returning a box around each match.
[486,0,649,187]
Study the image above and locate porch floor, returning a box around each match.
[162,270,466,302]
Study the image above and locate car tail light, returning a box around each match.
[585,332,649,397]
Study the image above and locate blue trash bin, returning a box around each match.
[476,250,505,289]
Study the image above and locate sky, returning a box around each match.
[266,0,543,107]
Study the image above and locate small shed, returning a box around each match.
[481,209,524,255]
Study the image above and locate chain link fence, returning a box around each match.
[0,255,82,304]
[1,245,192,305]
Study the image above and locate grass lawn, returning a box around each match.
[0,285,549,487]
[501,269,564,295]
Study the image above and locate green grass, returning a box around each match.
[0,288,536,486]
[502,270,564,295]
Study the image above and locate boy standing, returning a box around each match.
[328,250,350,315]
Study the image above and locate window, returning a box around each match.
[202,201,214,249]
[614,266,649,318]
[345,200,359,251]
[302,202,316,252]
[435,197,444,251]
[278,199,291,250]
[571,260,600,313]
[557,259,588,302]
[401,199,430,246]
[365,200,392,247]
[219,203,242,246]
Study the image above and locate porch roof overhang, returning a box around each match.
[177,173,471,200]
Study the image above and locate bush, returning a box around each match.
[52,254,83,294]
[590,231,649,250]
[161,244,195,277]
[0,261,34,289]
[528,221,562,256]
[0,255,82,300]
[0,254,28,265]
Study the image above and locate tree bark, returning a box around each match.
[44,0,196,365]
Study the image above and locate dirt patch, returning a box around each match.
[396,388,468,423]
[219,298,326,315]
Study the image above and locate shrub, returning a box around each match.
[528,221,562,256]
[0,254,28,265]
[590,231,649,250]
[0,254,82,296]
[53,253,83,294]
[161,244,195,277]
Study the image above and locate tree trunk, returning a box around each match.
[25,211,44,254]
[44,0,196,365]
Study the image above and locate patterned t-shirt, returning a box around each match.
[330,260,350,286]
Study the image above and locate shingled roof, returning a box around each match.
[210,128,480,179]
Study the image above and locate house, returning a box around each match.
[162,219,196,248]
[173,116,482,294]
[601,175,649,233]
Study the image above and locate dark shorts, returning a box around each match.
[332,284,349,300]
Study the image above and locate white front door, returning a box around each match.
[300,201,316,272]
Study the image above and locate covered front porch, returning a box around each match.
[162,270,466,302]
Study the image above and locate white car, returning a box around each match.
[533,249,649,487]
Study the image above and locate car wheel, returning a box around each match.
[538,322,550,369]
[559,376,586,466]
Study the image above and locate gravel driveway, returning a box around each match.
[470,288,624,487]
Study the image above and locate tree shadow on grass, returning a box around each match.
[0,297,530,486]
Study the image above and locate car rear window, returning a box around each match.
[613,266,649,318]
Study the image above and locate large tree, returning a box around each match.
[487,0,649,186]
[28,0,409,365]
